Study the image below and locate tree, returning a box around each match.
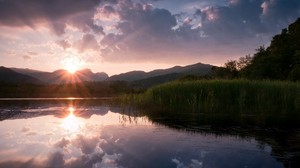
[241,18,300,80]
[237,55,252,70]
[224,60,239,78]
[289,51,300,81]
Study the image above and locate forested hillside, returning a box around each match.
[214,17,300,81]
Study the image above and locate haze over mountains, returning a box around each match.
[109,63,212,82]
[0,66,43,84]
[0,63,213,86]
[11,68,108,84]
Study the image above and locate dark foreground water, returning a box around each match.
[0,99,299,168]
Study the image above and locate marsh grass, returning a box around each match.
[122,80,300,118]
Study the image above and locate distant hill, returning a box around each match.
[0,66,43,84]
[11,68,108,84]
[108,63,213,82]
[6,62,213,85]
[108,71,147,81]
[130,73,182,88]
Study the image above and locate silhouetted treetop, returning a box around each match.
[217,17,300,81]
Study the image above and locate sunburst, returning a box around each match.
[62,57,81,74]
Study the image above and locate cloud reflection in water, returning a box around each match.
[0,104,286,168]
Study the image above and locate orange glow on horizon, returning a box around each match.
[65,65,77,74]
[61,57,82,74]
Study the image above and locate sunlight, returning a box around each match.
[61,107,81,133]
[66,64,77,74]
[62,57,81,74]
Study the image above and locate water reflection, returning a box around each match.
[0,100,298,168]
[61,107,81,133]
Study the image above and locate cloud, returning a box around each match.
[22,56,30,61]
[0,151,105,168]
[200,0,265,42]
[27,51,38,55]
[100,0,179,62]
[1,0,300,65]
[261,0,300,29]
[0,133,108,168]
[172,158,203,168]
[0,0,104,35]
[50,22,67,36]
[21,126,31,132]
[54,138,71,148]
[22,51,38,61]
[26,131,38,136]
[76,34,100,52]
[98,0,300,63]
[0,159,38,168]
[45,134,105,168]
[73,134,100,155]
[65,152,104,168]
[45,151,65,168]
[67,10,105,35]
[56,40,71,49]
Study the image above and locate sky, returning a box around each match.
[0,0,300,75]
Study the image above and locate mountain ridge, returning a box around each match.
[0,66,43,84]
[108,62,213,82]
[3,62,213,85]
[11,68,109,84]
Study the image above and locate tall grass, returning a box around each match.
[123,80,300,117]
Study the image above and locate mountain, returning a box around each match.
[108,71,147,81]
[0,66,43,84]
[108,62,213,82]
[75,69,108,81]
[130,73,182,88]
[11,68,108,84]
[6,62,212,85]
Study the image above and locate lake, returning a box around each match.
[0,98,299,168]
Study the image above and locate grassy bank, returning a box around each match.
[122,80,300,116]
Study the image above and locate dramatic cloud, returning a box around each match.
[76,34,100,52]
[99,0,300,63]
[0,150,105,168]
[73,134,100,154]
[0,0,104,35]
[46,151,65,168]
[0,0,300,72]
[200,0,264,42]
[100,0,179,62]
[261,0,300,29]
[65,152,104,168]
[54,138,71,148]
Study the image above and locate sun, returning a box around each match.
[61,107,81,133]
[62,57,81,74]
[65,64,77,74]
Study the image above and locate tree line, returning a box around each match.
[0,81,130,98]
[213,18,300,81]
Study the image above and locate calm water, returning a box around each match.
[0,99,298,168]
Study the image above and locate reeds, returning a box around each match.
[122,80,300,117]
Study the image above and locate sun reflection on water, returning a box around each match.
[61,107,81,133]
